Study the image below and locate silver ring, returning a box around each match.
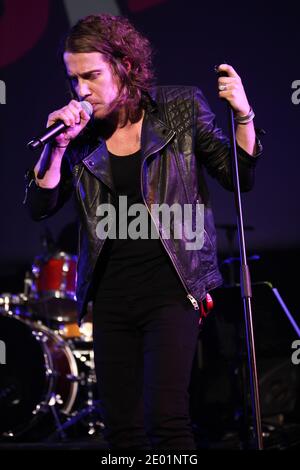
[219,84,227,91]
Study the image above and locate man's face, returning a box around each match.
[64,51,121,119]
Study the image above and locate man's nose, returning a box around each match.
[77,80,91,99]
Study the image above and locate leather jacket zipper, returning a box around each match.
[140,158,199,311]
[76,147,199,311]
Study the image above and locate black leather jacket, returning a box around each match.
[25,86,262,322]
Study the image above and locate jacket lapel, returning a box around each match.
[141,112,175,164]
[81,111,175,190]
[82,141,115,192]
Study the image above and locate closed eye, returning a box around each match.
[68,71,101,85]
[87,72,101,79]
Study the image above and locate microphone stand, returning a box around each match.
[223,90,264,450]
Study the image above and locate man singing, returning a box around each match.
[25,13,262,449]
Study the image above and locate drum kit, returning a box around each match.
[0,250,104,442]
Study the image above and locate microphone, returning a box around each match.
[27,101,93,151]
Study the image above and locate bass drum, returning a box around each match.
[0,313,78,440]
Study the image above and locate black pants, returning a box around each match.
[92,293,200,450]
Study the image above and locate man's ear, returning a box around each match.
[122,57,132,72]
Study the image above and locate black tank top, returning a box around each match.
[93,149,185,299]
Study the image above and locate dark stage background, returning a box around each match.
[0,0,299,444]
[1,0,299,308]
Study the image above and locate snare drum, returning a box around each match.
[0,313,79,440]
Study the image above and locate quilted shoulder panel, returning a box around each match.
[151,86,197,135]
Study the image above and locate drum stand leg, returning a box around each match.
[45,400,103,442]
[48,397,68,441]
[45,358,104,442]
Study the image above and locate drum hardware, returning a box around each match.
[45,346,104,441]
[0,249,103,442]
[0,293,14,313]
[0,293,22,307]
[0,308,102,442]
[0,313,79,440]
[23,271,33,299]
[0,293,30,317]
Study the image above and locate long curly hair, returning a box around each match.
[63,14,155,122]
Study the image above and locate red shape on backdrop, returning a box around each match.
[127,0,167,13]
[0,0,49,68]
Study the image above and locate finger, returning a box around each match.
[218,78,241,93]
[47,109,75,128]
[47,100,91,129]
[67,103,83,125]
[218,82,234,93]
[68,100,92,124]
[217,77,238,84]
[69,99,85,114]
[217,63,240,79]
[69,107,91,125]
[218,89,240,103]
[218,91,231,99]
[62,107,78,127]
[79,107,91,122]
[218,84,235,95]
[47,112,67,128]
[69,99,82,110]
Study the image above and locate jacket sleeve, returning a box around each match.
[193,87,263,192]
[23,149,74,221]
